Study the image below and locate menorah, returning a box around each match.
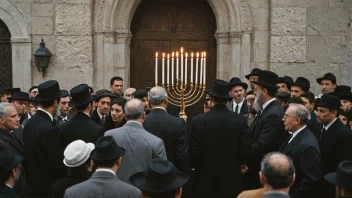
[155,47,207,118]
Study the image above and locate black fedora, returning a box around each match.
[277,76,294,89]
[35,80,68,102]
[7,91,33,102]
[69,84,95,107]
[130,158,189,193]
[317,73,337,85]
[0,149,22,179]
[317,94,341,110]
[205,80,230,99]
[94,89,117,101]
[325,161,352,188]
[90,136,125,161]
[132,89,148,99]
[252,70,279,89]
[229,77,248,90]
[245,68,262,80]
[291,77,310,91]
[334,85,352,102]
[0,88,21,95]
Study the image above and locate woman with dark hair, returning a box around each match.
[339,110,352,130]
[105,97,127,130]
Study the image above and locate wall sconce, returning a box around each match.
[33,39,52,78]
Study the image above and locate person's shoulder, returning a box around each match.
[65,179,90,194]
[238,188,264,198]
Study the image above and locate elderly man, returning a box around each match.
[227,77,248,115]
[0,103,26,197]
[23,80,68,197]
[124,88,136,101]
[290,77,310,97]
[317,73,337,95]
[91,89,116,127]
[7,92,32,125]
[110,76,124,97]
[280,104,321,198]
[191,80,247,198]
[55,90,71,126]
[143,86,188,172]
[105,99,166,184]
[243,70,287,190]
[0,150,23,198]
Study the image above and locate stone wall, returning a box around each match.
[269,0,352,95]
[12,0,94,90]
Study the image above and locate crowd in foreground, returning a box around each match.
[0,69,351,198]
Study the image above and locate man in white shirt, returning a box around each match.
[55,90,71,126]
[227,77,248,115]
[280,104,321,198]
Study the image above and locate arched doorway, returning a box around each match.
[130,0,217,117]
[0,19,12,88]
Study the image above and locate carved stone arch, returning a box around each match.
[0,0,32,91]
[93,0,253,88]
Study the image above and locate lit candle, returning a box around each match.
[200,52,203,85]
[185,52,188,84]
[196,52,199,85]
[191,53,194,83]
[181,47,184,86]
[172,52,175,85]
[162,52,165,84]
[203,52,206,85]
[167,54,170,85]
[176,52,179,80]
[155,52,158,85]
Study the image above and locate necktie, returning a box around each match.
[320,128,326,140]
[235,104,239,114]
[101,115,105,125]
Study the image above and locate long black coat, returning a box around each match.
[0,128,27,197]
[243,100,288,189]
[190,104,247,198]
[319,119,352,197]
[23,110,67,197]
[226,99,249,115]
[143,108,188,172]
[90,109,104,127]
[59,112,105,148]
[279,127,321,198]
[0,184,20,198]
[306,112,321,139]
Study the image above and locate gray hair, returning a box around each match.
[289,103,309,124]
[124,98,144,120]
[148,86,167,105]
[260,152,295,189]
[0,103,13,118]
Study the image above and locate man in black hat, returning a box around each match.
[0,88,20,103]
[8,92,33,125]
[316,94,352,197]
[59,84,105,149]
[245,68,262,90]
[277,76,294,93]
[23,80,68,197]
[317,73,337,95]
[0,150,22,198]
[325,161,352,198]
[227,77,249,115]
[290,77,310,97]
[55,90,71,126]
[28,86,39,98]
[91,89,116,127]
[130,158,189,198]
[334,86,352,111]
[64,136,140,198]
[190,79,247,198]
[242,70,287,190]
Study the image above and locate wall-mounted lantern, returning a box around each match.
[33,39,52,77]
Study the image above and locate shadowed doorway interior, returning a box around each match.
[0,19,12,88]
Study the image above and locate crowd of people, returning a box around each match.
[0,69,351,198]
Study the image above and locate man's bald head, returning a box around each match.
[260,152,295,189]
[124,98,144,120]
[148,86,167,106]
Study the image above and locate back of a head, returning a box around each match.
[148,86,167,106]
[261,152,295,189]
[124,98,144,120]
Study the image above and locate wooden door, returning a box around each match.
[130,0,217,118]
[0,19,12,88]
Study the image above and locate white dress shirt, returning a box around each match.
[95,168,116,175]
[262,98,276,111]
[232,99,244,114]
[288,125,306,143]
[323,118,338,131]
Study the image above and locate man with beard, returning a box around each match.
[55,90,71,126]
[0,103,27,197]
[23,80,67,197]
[0,150,22,198]
[227,77,249,115]
[300,92,321,139]
[110,76,124,97]
[290,77,310,97]
[245,90,256,126]
[245,68,261,90]
[242,70,287,190]
[317,73,337,95]
[91,89,116,127]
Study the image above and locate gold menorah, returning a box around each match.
[155,47,207,118]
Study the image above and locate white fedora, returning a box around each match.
[63,140,95,167]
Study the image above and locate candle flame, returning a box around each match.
[180,47,184,53]
[204,52,206,57]
[196,52,199,58]
[155,52,158,58]
[176,52,179,57]
[162,52,165,58]
[185,52,188,58]
[201,52,204,58]
[191,52,194,58]
[167,53,170,58]
[172,52,175,57]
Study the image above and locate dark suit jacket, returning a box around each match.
[226,99,249,115]
[23,110,67,197]
[90,109,104,127]
[0,129,27,197]
[306,112,321,139]
[279,127,321,198]
[143,108,188,172]
[243,100,288,189]
[0,185,20,198]
[190,104,247,198]
[12,126,24,148]
[319,119,352,197]
[54,115,72,127]
[59,112,105,148]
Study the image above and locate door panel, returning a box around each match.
[0,19,12,88]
